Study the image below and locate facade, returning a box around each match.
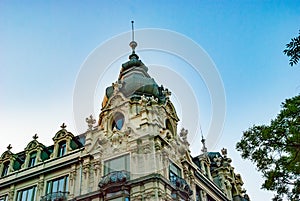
[0,37,250,201]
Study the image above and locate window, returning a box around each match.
[112,113,124,130]
[166,119,174,134]
[169,162,181,182]
[0,195,8,201]
[46,175,69,194]
[104,154,130,175]
[16,186,36,201]
[196,186,202,201]
[57,141,66,157]
[207,194,216,201]
[1,161,9,177]
[28,152,37,167]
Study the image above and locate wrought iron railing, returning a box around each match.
[170,174,193,196]
[98,170,130,188]
[40,191,68,201]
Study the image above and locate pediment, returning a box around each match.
[53,128,74,142]
[25,140,45,152]
[1,150,13,160]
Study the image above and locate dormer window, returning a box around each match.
[1,161,9,177]
[57,141,66,157]
[28,152,37,168]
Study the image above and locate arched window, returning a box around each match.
[112,113,124,131]
[1,161,10,177]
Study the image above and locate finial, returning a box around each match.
[200,126,207,153]
[85,115,96,131]
[7,144,12,150]
[131,20,134,41]
[221,148,227,158]
[201,135,207,153]
[61,123,67,129]
[129,20,137,54]
[33,133,38,140]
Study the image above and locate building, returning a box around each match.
[0,32,250,201]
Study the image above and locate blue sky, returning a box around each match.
[1,1,300,200]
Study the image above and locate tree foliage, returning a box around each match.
[236,95,300,201]
[284,31,300,66]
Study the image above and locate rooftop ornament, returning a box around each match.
[33,133,38,140]
[7,144,12,150]
[86,115,96,131]
[60,123,67,129]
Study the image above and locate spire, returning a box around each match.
[129,21,138,59]
[201,135,207,153]
[200,126,207,153]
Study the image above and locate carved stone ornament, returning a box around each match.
[85,115,96,131]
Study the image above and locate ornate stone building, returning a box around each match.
[0,34,250,201]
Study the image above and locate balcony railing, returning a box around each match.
[99,170,130,188]
[40,191,69,201]
[170,174,193,196]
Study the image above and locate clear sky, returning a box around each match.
[1,1,300,200]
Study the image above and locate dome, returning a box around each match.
[103,52,167,105]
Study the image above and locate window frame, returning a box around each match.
[57,141,67,157]
[111,113,125,131]
[104,154,130,175]
[196,186,203,201]
[1,161,10,177]
[0,194,8,201]
[46,175,69,194]
[169,161,182,183]
[28,151,37,168]
[16,186,36,201]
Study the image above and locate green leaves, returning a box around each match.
[284,31,300,66]
[236,95,300,201]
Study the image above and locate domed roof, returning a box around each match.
[104,52,167,104]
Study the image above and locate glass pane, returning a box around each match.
[32,187,36,201]
[104,155,130,175]
[116,118,124,130]
[170,162,181,177]
[58,178,64,192]
[46,181,51,194]
[112,113,124,130]
[1,162,9,177]
[28,157,36,167]
[21,190,27,201]
[52,180,58,192]
[17,191,21,201]
[27,189,33,201]
[58,141,66,157]
[111,156,124,171]
[65,176,69,192]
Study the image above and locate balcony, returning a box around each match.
[170,174,193,196]
[99,170,130,188]
[40,191,69,201]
